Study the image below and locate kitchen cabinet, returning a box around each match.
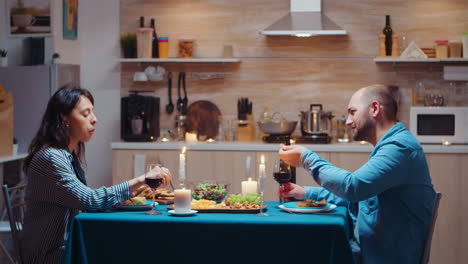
[112,148,468,263]
[112,149,326,201]
[119,58,240,63]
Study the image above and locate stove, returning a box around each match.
[294,133,331,144]
[262,133,331,144]
[262,134,291,144]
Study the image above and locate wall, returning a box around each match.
[120,0,468,135]
[79,0,120,188]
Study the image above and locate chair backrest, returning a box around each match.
[421,192,442,264]
[2,184,27,264]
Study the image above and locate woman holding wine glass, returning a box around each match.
[20,86,172,264]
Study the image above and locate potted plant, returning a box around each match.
[52,52,60,64]
[0,49,7,67]
[120,33,137,58]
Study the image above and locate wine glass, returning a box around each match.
[145,164,164,215]
[273,161,291,207]
[255,165,268,216]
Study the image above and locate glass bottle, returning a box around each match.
[139,16,145,28]
[279,138,296,184]
[150,18,159,58]
[382,15,393,56]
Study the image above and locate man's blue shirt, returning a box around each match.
[302,122,436,264]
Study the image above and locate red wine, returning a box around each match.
[145,178,163,189]
[273,171,291,184]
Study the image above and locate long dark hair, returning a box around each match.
[23,85,94,173]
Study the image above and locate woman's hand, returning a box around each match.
[129,165,172,193]
[146,165,172,186]
[278,144,308,167]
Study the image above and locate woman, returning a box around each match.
[21,86,172,263]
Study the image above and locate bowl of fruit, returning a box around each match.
[191,181,229,203]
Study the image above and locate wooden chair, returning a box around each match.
[421,192,442,264]
[1,183,27,264]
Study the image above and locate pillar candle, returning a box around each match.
[174,188,192,213]
[259,155,266,192]
[179,146,186,184]
[241,177,258,195]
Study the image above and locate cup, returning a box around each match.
[174,188,192,213]
[158,37,169,59]
[133,72,148,82]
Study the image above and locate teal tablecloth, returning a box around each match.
[64,202,354,264]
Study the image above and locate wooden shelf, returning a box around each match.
[374,57,468,63]
[119,58,241,63]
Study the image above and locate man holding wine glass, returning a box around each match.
[279,84,436,264]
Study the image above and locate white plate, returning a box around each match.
[168,209,198,216]
[278,203,337,214]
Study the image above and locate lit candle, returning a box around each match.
[174,188,192,213]
[185,132,198,143]
[241,177,258,195]
[179,146,186,185]
[259,155,266,192]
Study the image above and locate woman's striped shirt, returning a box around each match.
[21,148,130,263]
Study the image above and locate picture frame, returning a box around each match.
[7,0,52,37]
[62,0,77,40]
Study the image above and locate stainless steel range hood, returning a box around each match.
[260,0,347,37]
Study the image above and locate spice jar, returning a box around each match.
[435,40,449,58]
[178,39,194,58]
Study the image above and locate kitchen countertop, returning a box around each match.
[111,141,468,154]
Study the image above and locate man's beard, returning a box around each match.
[353,116,375,142]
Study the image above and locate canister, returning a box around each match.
[449,41,462,58]
[463,32,468,58]
[435,40,449,58]
[178,39,194,58]
[136,28,153,58]
[158,37,169,59]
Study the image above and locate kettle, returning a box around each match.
[300,104,333,135]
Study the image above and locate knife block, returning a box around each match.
[237,114,256,142]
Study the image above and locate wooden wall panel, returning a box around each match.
[120,0,468,136]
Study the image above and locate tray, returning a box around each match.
[167,204,267,214]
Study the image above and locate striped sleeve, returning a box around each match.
[29,148,130,211]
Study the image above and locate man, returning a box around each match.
[279,84,436,264]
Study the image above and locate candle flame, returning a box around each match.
[248,177,252,181]
[260,155,265,164]
[182,146,186,154]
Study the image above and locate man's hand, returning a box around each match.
[278,144,308,167]
[281,182,306,202]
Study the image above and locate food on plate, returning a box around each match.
[191,199,226,209]
[120,197,147,206]
[132,184,174,200]
[296,199,327,207]
[225,193,261,209]
[192,182,228,202]
[130,197,146,205]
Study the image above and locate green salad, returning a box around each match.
[192,182,228,202]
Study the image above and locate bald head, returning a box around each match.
[351,84,399,121]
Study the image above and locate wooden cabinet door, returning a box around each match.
[425,153,468,264]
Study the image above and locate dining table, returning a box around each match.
[63,201,355,264]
